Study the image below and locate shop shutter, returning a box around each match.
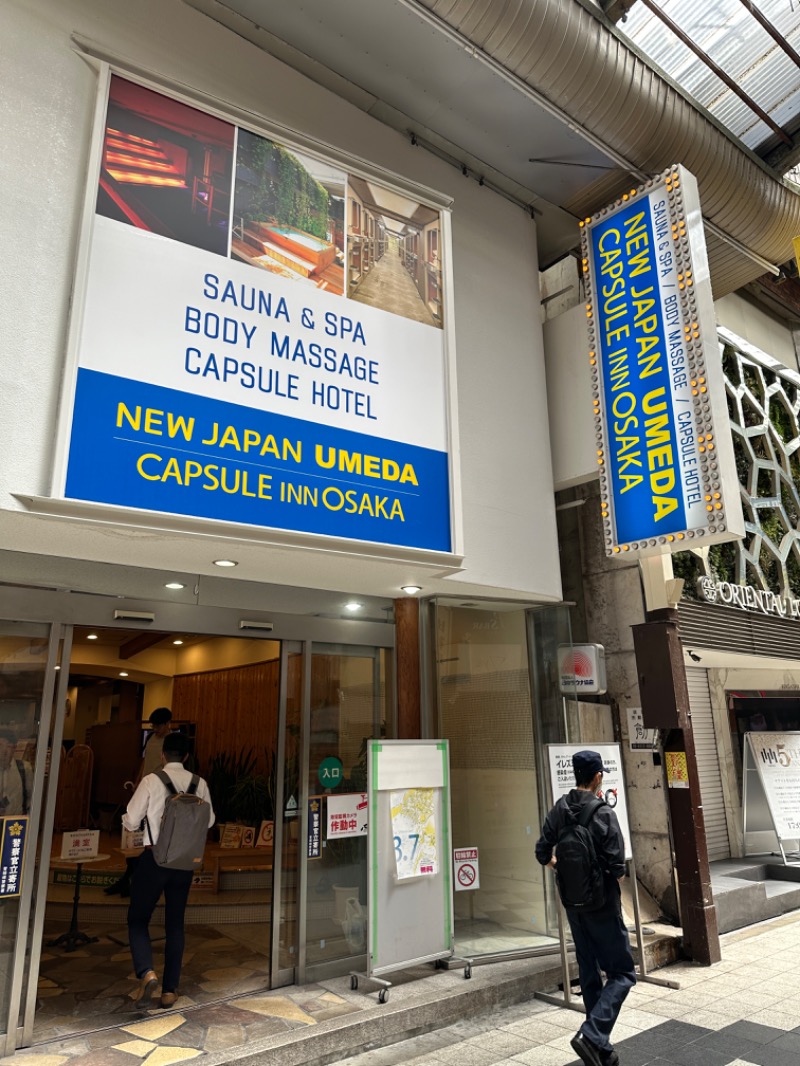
[685,666,731,861]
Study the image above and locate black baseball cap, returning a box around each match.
[572,750,609,776]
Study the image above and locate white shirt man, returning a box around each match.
[122,732,214,1009]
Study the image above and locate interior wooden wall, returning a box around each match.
[173,659,280,775]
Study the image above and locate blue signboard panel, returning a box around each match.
[65,369,451,552]
[308,798,322,860]
[589,200,688,544]
[0,817,27,898]
[582,165,744,556]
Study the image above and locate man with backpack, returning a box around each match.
[123,732,214,1009]
[535,750,635,1066]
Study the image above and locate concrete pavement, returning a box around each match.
[5,911,800,1066]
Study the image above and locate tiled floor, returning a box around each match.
[32,924,272,1044]
[5,911,800,1066]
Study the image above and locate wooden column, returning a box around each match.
[394,598,421,739]
[632,608,720,965]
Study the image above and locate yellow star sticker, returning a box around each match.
[8,822,24,837]
[310,800,320,812]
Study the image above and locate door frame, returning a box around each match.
[1,621,70,1056]
[298,642,390,985]
[2,587,394,1052]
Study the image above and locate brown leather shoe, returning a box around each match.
[135,970,158,1005]
[160,992,178,1009]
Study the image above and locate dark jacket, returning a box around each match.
[535,788,626,881]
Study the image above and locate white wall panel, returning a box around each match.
[0,0,560,601]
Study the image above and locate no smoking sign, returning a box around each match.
[453,847,480,892]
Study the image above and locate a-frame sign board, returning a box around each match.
[743,732,800,866]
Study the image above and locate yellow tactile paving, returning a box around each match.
[121,1016,186,1040]
[142,1048,201,1066]
[113,1040,158,1057]
[231,995,315,1024]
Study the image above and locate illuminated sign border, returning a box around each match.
[581,164,743,557]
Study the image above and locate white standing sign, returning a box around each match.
[546,744,632,860]
[61,829,100,860]
[745,732,800,846]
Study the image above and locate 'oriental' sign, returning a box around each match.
[697,577,800,619]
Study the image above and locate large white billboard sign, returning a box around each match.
[58,75,454,553]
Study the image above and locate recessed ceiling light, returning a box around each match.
[165,582,185,590]
[119,671,129,677]
[401,585,422,595]
[213,559,238,567]
[87,633,98,640]
[344,601,363,612]
[173,639,184,646]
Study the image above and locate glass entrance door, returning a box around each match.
[0,620,68,1055]
[300,644,391,982]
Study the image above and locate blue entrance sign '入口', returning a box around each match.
[65,369,451,552]
[590,198,687,545]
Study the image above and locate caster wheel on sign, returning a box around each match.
[350,976,358,990]
[378,989,388,1003]
[464,964,472,979]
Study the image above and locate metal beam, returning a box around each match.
[638,0,793,148]
[736,0,800,71]
[118,632,172,659]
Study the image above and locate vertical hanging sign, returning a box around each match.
[581,164,743,557]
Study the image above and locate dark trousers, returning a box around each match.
[128,849,193,993]
[566,889,636,1052]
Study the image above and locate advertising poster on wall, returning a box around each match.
[390,787,438,879]
[546,744,632,860]
[327,792,368,838]
[61,75,452,552]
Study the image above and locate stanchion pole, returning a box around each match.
[534,899,584,1013]
[629,855,679,990]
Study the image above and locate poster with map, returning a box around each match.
[390,787,438,879]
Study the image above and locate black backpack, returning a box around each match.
[554,797,606,911]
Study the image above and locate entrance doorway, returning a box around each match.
[0,609,393,1053]
[34,624,289,1045]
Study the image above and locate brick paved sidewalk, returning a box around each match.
[4,912,800,1066]
[325,912,800,1066]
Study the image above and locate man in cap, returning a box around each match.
[535,750,635,1066]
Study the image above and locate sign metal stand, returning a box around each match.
[534,744,678,1011]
